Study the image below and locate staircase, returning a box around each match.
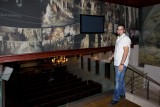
[125,64,160,106]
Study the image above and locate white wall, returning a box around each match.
[128,45,145,74]
[144,65,160,90]
[129,45,139,66]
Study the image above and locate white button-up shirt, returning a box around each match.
[114,33,131,66]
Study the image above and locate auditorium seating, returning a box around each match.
[5,67,102,107]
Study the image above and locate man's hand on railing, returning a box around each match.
[107,53,114,63]
[107,56,112,63]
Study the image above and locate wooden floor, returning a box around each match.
[64,91,141,107]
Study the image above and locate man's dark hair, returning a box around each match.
[118,24,125,29]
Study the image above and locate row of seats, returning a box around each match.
[24,77,82,97]
[5,68,102,107]
[21,73,75,89]
[26,80,102,107]
[20,70,71,83]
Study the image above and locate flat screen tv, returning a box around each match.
[80,14,104,33]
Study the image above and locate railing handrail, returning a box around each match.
[128,64,160,87]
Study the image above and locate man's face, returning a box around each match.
[117,26,125,36]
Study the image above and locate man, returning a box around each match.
[108,24,131,105]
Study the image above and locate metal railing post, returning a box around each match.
[159,90,160,105]
[147,79,149,100]
[131,71,134,94]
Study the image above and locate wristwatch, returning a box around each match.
[120,63,124,65]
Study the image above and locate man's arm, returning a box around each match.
[118,46,129,71]
[120,46,129,64]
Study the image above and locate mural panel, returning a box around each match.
[139,4,160,67]
[0,0,139,56]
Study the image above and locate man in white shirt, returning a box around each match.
[108,24,131,105]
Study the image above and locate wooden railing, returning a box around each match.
[0,47,114,63]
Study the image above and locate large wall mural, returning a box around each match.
[0,0,139,56]
[139,4,160,67]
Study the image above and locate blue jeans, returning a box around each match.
[113,65,127,101]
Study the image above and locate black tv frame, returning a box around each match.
[80,14,105,34]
